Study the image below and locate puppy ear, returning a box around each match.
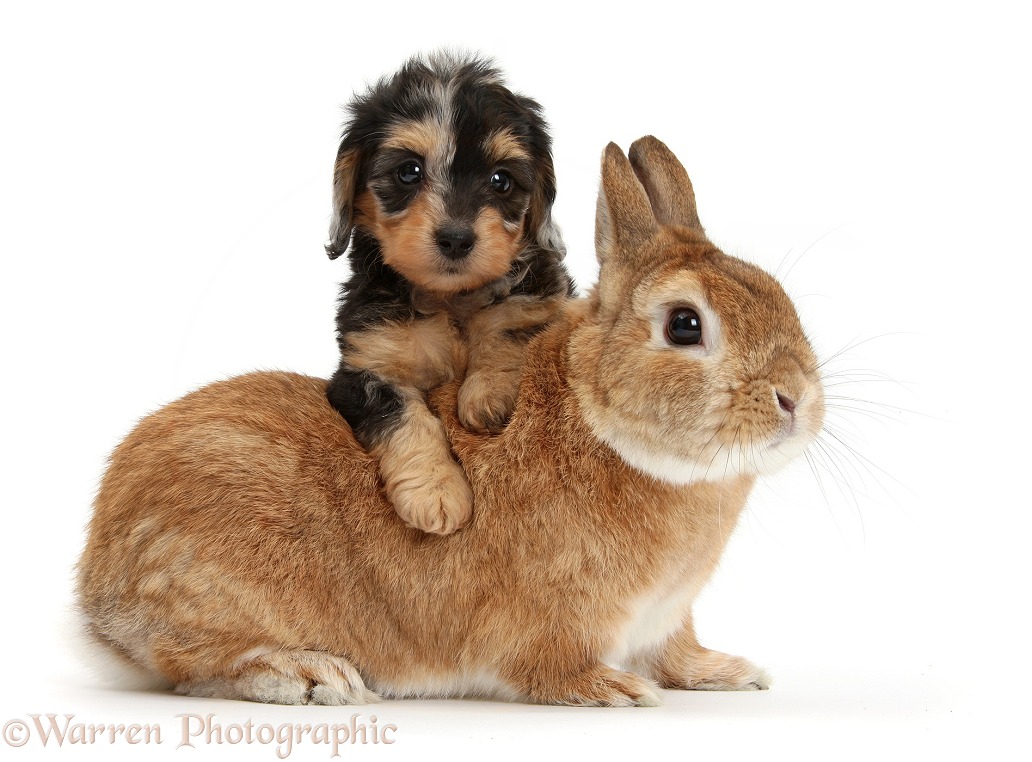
[594,142,657,265]
[326,145,361,260]
[528,158,565,259]
[628,135,703,233]
[518,95,566,260]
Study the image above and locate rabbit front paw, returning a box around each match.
[532,666,662,707]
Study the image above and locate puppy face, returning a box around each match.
[327,54,564,294]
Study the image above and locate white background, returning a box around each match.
[1,1,1029,760]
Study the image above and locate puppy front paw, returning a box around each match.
[458,371,519,434]
[384,456,473,535]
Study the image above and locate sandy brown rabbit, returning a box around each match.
[77,136,825,706]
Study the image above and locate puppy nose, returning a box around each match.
[436,225,476,260]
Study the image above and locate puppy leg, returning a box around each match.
[458,295,567,433]
[634,615,771,691]
[374,391,474,534]
[457,335,525,434]
[327,315,472,534]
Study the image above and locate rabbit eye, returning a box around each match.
[666,308,703,346]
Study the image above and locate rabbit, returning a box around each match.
[76,136,825,707]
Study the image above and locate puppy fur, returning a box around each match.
[325,52,573,535]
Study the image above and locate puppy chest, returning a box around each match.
[345,313,467,390]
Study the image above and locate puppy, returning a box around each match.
[325,53,573,535]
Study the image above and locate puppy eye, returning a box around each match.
[396,161,423,185]
[490,170,512,194]
[665,308,703,346]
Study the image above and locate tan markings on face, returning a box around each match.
[356,190,451,290]
[482,129,531,165]
[353,189,384,235]
[482,129,533,237]
[344,313,465,390]
[358,121,530,294]
[383,118,455,189]
[467,206,525,282]
[367,199,525,294]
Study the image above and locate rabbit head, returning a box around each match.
[570,136,824,487]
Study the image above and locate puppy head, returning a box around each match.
[326,52,564,294]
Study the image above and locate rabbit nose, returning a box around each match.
[436,225,476,260]
[776,391,797,415]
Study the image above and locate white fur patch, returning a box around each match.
[591,417,816,487]
[606,580,701,667]
[592,423,738,486]
[372,669,520,702]
[230,646,278,671]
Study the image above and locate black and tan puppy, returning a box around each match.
[325,53,573,535]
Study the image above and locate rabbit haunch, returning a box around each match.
[77,136,824,706]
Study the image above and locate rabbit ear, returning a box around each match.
[627,136,703,233]
[594,142,657,264]
[325,145,361,260]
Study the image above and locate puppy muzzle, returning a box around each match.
[436,224,477,261]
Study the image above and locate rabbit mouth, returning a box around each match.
[767,417,798,449]
[764,388,824,458]
[750,420,821,477]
